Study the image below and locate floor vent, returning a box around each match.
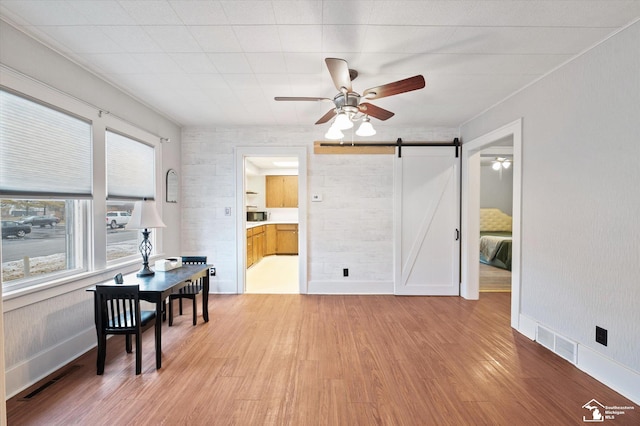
[535,325,577,364]
[18,365,82,401]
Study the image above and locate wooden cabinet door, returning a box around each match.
[266,175,298,207]
[266,175,285,207]
[282,176,298,207]
[247,234,254,267]
[265,224,277,255]
[276,224,298,254]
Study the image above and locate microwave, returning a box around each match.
[247,211,267,222]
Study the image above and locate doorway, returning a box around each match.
[478,144,513,292]
[461,119,522,329]
[235,147,308,294]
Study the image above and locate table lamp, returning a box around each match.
[126,199,166,277]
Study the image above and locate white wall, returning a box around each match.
[0,20,182,398]
[461,22,640,390]
[181,127,458,294]
[480,165,513,215]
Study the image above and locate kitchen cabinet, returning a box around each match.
[276,224,298,254]
[266,175,298,208]
[265,224,277,256]
[253,225,265,264]
[246,227,254,267]
[248,223,298,268]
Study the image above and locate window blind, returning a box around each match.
[106,130,155,200]
[0,89,92,197]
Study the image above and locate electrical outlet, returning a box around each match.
[343,268,349,277]
[595,326,608,346]
[224,207,231,216]
[210,267,216,277]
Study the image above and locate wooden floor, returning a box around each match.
[479,263,511,292]
[7,294,638,425]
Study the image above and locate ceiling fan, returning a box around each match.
[275,58,425,137]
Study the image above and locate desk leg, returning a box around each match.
[203,273,209,322]
[155,300,163,369]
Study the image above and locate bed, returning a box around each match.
[479,208,512,271]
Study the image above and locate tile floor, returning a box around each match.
[246,255,299,293]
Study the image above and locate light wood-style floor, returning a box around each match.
[7,294,638,425]
[479,263,511,292]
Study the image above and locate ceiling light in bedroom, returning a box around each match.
[492,157,511,170]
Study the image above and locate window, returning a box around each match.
[106,130,156,263]
[0,89,91,290]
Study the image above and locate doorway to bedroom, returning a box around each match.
[479,145,513,292]
[461,118,522,330]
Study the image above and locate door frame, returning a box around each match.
[461,118,522,330]
[235,146,308,294]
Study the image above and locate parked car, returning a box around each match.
[106,211,131,229]
[2,220,32,238]
[20,214,60,227]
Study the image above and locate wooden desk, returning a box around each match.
[88,264,210,369]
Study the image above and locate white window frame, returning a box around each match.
[0,65,164,309]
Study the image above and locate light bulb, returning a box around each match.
[492,162,501,171]
[503,160,511,169]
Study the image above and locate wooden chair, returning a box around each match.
[95,284,157,375]
[169,256,207,326]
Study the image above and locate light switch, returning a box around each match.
[312,194,323,202]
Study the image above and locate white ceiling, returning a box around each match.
[1,1,638,130]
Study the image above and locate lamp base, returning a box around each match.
[136,266,155,277]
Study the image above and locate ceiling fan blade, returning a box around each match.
[274,97,332,102]
[363,75,425,100]
[358,103,395,121]
[315,109,336,125]
[325,58,352,92]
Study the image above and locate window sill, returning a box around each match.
[2,254,166,312]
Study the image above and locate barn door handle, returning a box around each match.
[455,229,460,241]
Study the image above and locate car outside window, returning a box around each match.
[106,202,138,263]
[1,199,83,286]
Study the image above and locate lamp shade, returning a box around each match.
[356,117,376,137]
[334,112,353,130]
[127,199,166,229]
[325,125,344,140]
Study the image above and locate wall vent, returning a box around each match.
[535,325,577,364]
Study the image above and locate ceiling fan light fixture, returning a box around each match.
[356,116,376,137]
[325,125,344,140]
[491,161,502,171]
[503,160,511,169]
[334,111,353,130]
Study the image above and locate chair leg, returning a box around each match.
[179,298,183,315]
[125,334,132,353]
[192,297,197,326]
[168,298,174,326]
[135,332,142,375]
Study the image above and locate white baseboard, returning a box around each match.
[307,280,393,294]
[577,344,640,405]
[516,318,639,405]
[5,327,95,399]
[517,314,537,340]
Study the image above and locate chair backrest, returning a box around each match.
[96,285,142,333]
[182,256,207,264]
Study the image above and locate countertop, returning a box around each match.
[246,221,297,229]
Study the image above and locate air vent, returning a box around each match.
[18,365,82,401]
[535,325,577,364]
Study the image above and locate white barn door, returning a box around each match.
[394,147,460,295]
